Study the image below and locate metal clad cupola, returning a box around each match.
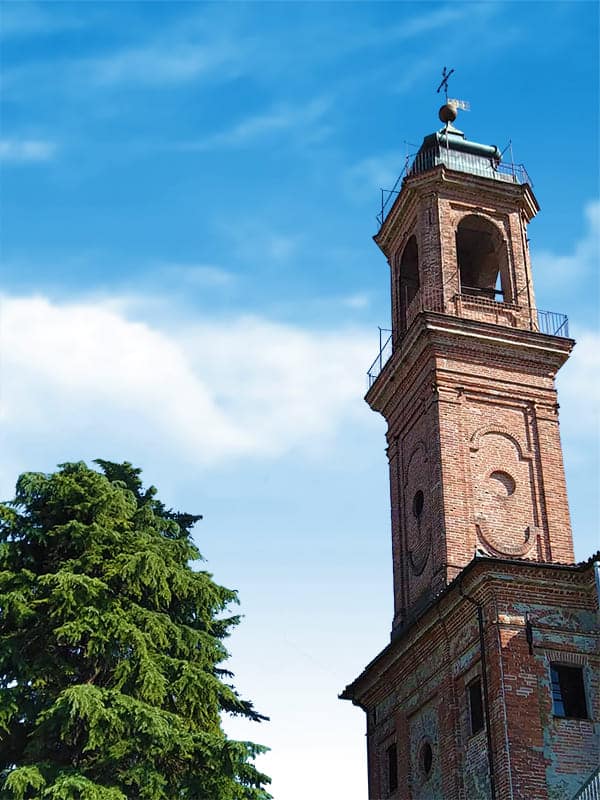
[408,103,528,184]
[410,124,502,182]
[376,101,531,229]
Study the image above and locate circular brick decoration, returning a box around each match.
[488,470,516,497]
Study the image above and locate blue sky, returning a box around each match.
[1,2,598,797]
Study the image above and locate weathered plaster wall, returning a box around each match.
[358,563,598,800]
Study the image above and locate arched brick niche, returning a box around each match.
[455,214,512,302]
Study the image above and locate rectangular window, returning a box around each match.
[468,677,484,735]
[551,664,588,719]
[386,742,398,795]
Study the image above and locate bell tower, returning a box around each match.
[368,104,574,632]
[342,92,599,800]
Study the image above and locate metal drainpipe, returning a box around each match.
[459,584,497,800]
[493,603,515,800]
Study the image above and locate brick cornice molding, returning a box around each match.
[375,165,539,258]
[340,556,594,707]
[366,313,573,414]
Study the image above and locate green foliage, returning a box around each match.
[0,461,270,799]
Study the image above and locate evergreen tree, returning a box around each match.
[0,460,271,800]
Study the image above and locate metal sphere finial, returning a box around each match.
[439,103,458,124]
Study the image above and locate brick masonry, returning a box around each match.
[343,560,599,800]
[341,160,599,799]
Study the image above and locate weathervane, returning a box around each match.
[436,66,470,125]
[436,66,454,103]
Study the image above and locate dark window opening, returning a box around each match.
[399,235,420,331]
[412,490,425,518]
[387,743,398,795]
[468,678,484,735]
[551,664,588,719]
[456,215,510,302]
[421,741,433,777]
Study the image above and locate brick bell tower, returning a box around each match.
[371,105,575,634]
[341,93,599,800]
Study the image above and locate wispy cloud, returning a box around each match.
[265,234,299,262]
[327,4,506,98]
[0,138,57,163]
[157,263,235,288]
[343,150,405,200]
[341,293,370,311]
[358,4,476,50]
[0,3,83,38]
[218,218,303,266]
[178,97,332,151]
[1,13,247,97]
[90,39,242,86]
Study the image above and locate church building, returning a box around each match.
[340,98,600,800]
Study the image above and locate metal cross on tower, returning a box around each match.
[436,66,455,102]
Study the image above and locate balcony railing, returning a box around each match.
[366,297,569,388]
[367,328,392,388]
[377,152,531,228]
[535,308,570,337]
[572,766,600,800]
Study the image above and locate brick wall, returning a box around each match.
[348,160,591,800]
[348,561,599,800]
[369,164,575,627]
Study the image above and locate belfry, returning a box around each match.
[341,92,599,799]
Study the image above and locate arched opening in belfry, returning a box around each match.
[456,215,511,302]
[399,235,420,330]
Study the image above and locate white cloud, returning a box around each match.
[555,328,600,557]
[557,328,600,442]
[534,200,600,289]
[0,294,373,493]
[0,139,57,163]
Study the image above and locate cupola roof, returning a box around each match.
[408,121,528,185]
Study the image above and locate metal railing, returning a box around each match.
[572,767,600,800]
[366,299,569,388]
[377,161,409,226]
[456,292,519,309]
[376,149,531,229]
[454,294,569,337]
[493,160,532,185]
[367,329,392,388]
[535,308,569,337]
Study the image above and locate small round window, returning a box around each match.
[420,740,433,778]
[489,470,515,498]
[413,490,425,518]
